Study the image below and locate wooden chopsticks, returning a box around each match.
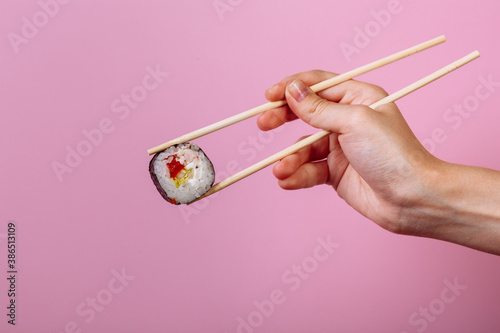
[145,35,480,204]
[189,51,480,203]
[147,36,446,155]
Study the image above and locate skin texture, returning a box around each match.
[258,70,500,255]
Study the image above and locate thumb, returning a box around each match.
[285,78,356,133]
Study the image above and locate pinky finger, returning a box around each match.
[277,161,329,190]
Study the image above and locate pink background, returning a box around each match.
[1,0,500,332]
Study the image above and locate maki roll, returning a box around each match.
[149,143,215,204]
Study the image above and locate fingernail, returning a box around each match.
[288,79,310,102]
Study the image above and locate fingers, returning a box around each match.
[258,70,389,131]
[257,105,298,131]
[265,83,285,103]
[325,80,389,106]
[277,161,330,190]
[273,133,350,191]
[265,70,337,102]
[286,78,363,134]
[258,67,391,136]
[258,70,338,132]
[273,134,331,180]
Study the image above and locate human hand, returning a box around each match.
[258,70,441,235]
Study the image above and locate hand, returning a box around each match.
[258,70,442,235]
[259,70,500,255]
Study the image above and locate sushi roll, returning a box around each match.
[149,143,215,205]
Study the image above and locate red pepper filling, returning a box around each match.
[166,156,185,178]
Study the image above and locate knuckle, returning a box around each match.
[349,105,372,125]
[309,69,326,77]
[283,75,295,84]
[308,98,330,123]
[368,84,389,98]
[358,81,389,99]
[311,97,329,114]
[308,69,338,83]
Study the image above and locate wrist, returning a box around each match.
[401,160,500,254]
[398,158,453,237]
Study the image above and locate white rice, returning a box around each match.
[153,143,214,204]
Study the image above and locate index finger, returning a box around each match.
[258,70,342,131]
[265,70,339,102]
